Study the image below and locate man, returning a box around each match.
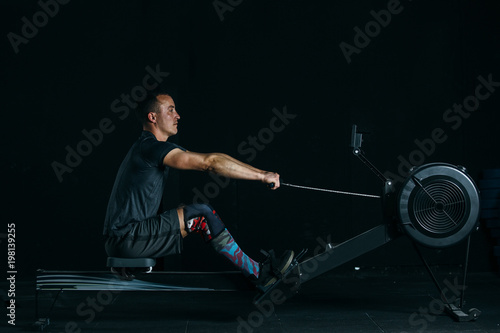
[103,92,294,288]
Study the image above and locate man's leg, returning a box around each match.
[179,204,260,278]
[178,203,294,287]
[177,206,188,238]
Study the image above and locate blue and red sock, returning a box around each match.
[211,229,260,279]
[183,204,260,278]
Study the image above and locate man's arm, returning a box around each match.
[163,149,280,189]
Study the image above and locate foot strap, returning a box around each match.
[260,249,285,279]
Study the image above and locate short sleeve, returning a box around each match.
[141,139,186,167]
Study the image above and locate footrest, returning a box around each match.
[106,257,156,268]
[253,249,308,305]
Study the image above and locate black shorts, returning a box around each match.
[105,209,183,258]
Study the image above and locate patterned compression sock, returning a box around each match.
[211,229,260,279]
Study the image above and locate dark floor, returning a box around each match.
[3,268,500,333]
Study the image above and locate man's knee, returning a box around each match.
[184,203,213,218]
[183,203,225,241]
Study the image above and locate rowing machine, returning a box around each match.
[258,124,481,322]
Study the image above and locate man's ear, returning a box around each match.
[147,112,156,124]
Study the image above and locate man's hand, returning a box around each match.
[262,172,280,190]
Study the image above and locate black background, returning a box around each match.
[2,0,500,276]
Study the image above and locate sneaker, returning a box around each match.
[256,250,294,288]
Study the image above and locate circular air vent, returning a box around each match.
[397,163,480,248]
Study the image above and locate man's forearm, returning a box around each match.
[206,153,266,181]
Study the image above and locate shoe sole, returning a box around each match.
[263,250,295,287]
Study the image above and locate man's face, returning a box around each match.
[155,94,180,137]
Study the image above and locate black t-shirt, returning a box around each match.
[103,131,186,237]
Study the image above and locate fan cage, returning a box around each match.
[397,163,480,248]
[407,176,470,238]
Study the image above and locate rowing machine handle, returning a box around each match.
[267,178,282,189]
